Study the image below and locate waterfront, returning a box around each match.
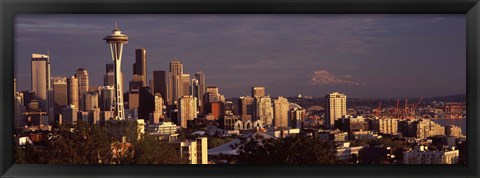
[431,117,466,134]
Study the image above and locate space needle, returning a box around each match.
[103,23,128,120]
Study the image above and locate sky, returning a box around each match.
[15,14,466,99]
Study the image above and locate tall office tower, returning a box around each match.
[133,48,147,86]
[104,63,115,86]
[152,93,164,124]
[75,68,89,111]
[103,24,128,120]
[191,79,199,98]
[47,89,55,123]
[182,74,191,96]
[60,104,78,125]
[84,91,99,111]
[178,96,197,128]
[239,96,254,122]
[206,86,219,95]
[256,96,273,126]
[289,106,306,129]
[99,86,115,111]
[325,92,347,129]
[67,76,79,109]
[274,96,289,128]
[139,86,154,121]
[251,86,265,98]
[31,53,51,111]
[191,79,200,114]
[168,59,184,106]
[52,77,68,109]
[195,71,206,114]
[152,70,168,104]
[15,92,25,128]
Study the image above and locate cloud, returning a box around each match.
[310,70,365,86]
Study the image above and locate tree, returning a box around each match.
[133,135,187,164]
[236,135,338,164]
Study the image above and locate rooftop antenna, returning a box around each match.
[115,21,118,30]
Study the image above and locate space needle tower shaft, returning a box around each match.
[103,23,128,120]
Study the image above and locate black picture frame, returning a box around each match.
[1,0,479,177]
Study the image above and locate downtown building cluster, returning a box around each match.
[13,26,466,165]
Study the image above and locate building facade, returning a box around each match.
[178,96,197,128]
[274,96,289,128]
[325,92,347,129]
[31,53,51,112]
[75,68,89,111]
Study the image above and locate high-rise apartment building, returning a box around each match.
[325,92,347,129]
[372,117,399,134]
[178,96,197,128]
[31,53,51,111]
[133,48,147,86]
[274,96,289,128]
[169,59,184,106]
[67,76,79,109]
[256,96,273,126]
[75,68,89,111]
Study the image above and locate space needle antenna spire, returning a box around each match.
[103,22,128,120]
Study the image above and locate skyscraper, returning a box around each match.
[152,93,164,124]
[325,92,347,129]
[182,74,191,96]
[61,104,78,125]
[288,107,306,129]
[195,71,206,114]
[67,76,79,109]
[239,96,254,122]
[168,59,184,106]
[75,68,89,111]
[252,86,265,98]
[100,86,114,111]
[103,24,128,120]
[152,70,167,104]
[31,53,51,111]
[134,48,147,86]
[256,96,273,126]
[52,77,68,109]
[104,63,114,86]
[84,91,99,111]
[274,96,289,128]
[178,96,197,128]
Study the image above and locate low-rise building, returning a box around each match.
[403,145,459,164]
[146,122,178,134]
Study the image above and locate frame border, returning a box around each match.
[1,0,479,177]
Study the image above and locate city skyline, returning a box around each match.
[15,14,466,98]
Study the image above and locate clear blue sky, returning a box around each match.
[15,14,466,98]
